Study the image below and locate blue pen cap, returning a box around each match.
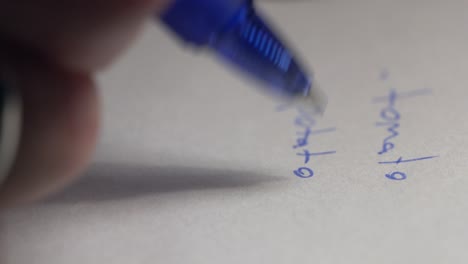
[161,0,312,98]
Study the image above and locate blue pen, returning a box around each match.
[160,0,327,112]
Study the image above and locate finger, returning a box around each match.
[0,0,170,73]
[0,50,99,208]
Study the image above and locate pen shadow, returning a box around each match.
[45,163,285,205]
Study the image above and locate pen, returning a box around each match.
[160,0,327,112]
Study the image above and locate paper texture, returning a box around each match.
[3,1,468,263]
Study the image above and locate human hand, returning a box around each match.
[0,0,169,208]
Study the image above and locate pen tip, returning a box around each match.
[297,82,328,115]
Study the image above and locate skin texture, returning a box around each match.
[0,0,170,208]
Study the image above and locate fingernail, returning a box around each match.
[0,67,22,187]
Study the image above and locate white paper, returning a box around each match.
[3,1,468,263]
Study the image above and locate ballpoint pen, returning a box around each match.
[160,0,327,112]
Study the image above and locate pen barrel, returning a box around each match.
[209,6,311,97]
[160,0,248,45]
[160,0,312,98]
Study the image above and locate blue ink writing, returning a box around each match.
[385,171,407,181]
[379,155,438,165]
[372,88,432,103]
[375,90,400,155]
[293,127,337,149]
[294,167,314,178]
[297,150,337,164]
[293,127,311,149]
[278,105,336,179]
[374,71,438,180]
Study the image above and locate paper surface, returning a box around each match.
[3,1,468,263]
